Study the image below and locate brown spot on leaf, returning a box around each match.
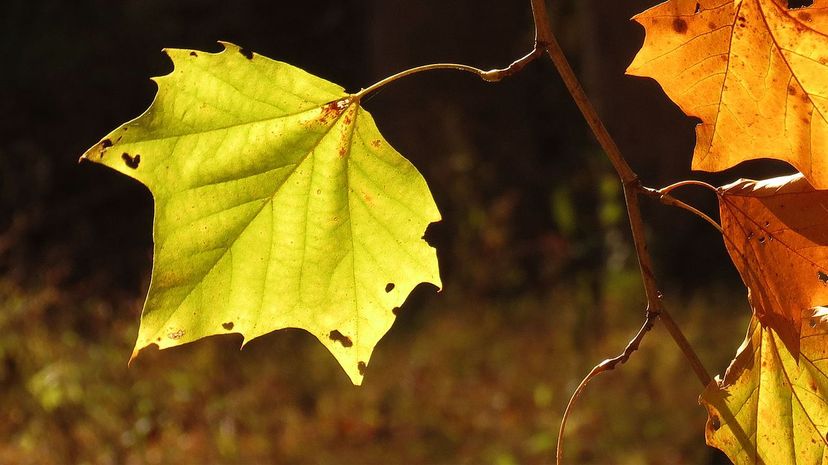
[102,139,113,149]
[799,12,813,22]
[385,282,395,293]
[711,416,721,431]
[189,51,198,57]
[329,330,353,348]
[371,140,381,148]
[168,329,185,340]
[818,271,828,284]
[672,18,688,34]
[239,48,253,60]
[357,361,367,376]
[121,153,140,169]
[222,322,234,330]
[392,307,401,316]
[318,99,349,126]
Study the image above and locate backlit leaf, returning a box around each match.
[628,0,828,187]
[80,42,441,385]
[719,173,828,356]
[700,311,828,464]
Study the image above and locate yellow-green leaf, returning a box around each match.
[81,42,441,385]
[701,311,828,464]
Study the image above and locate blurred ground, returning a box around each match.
[0,270,748,464]
[1,0,786,463]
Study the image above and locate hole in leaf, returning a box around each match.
[222,322,234,330]
[788,0,813,8]
[758,237,766,244]
[711,416,721,431]
[101,139,112,149]
[329,330,353,348]
[239,48,253,59]
[422,221,444,248]
[811,318,818,328]
[694,2,701,13]
[385,283,395,293]
[392,307,401,316]
[189,51,198,57]
[121,153,140,169]
[818,271,828,284]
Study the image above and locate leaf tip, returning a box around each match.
[80,137,114,164]
[128,346,141,367]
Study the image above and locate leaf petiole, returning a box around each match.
[643,181,723,233]
[352,49,541,101]
[657,179,718,196]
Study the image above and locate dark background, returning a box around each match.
[0,0,794,463]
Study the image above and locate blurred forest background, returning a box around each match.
[0,0,799,463]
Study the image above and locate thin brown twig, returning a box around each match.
[636,183,723,233]
[531,0,554,46]
[658,179,718,196]
[555,310,658,464]
[536,1,636,183]
[349,3,715,463]
[528,0,714,462]
[353,49,541,101]
[537,0,711,384]
[660,194,723,233]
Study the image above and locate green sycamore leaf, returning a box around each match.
[81,42,441,385]
[700,310,828,464]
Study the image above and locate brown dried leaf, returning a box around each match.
[719,172,828,355]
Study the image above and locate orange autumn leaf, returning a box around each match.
[719,173,828,356]
[628,0,828,187]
